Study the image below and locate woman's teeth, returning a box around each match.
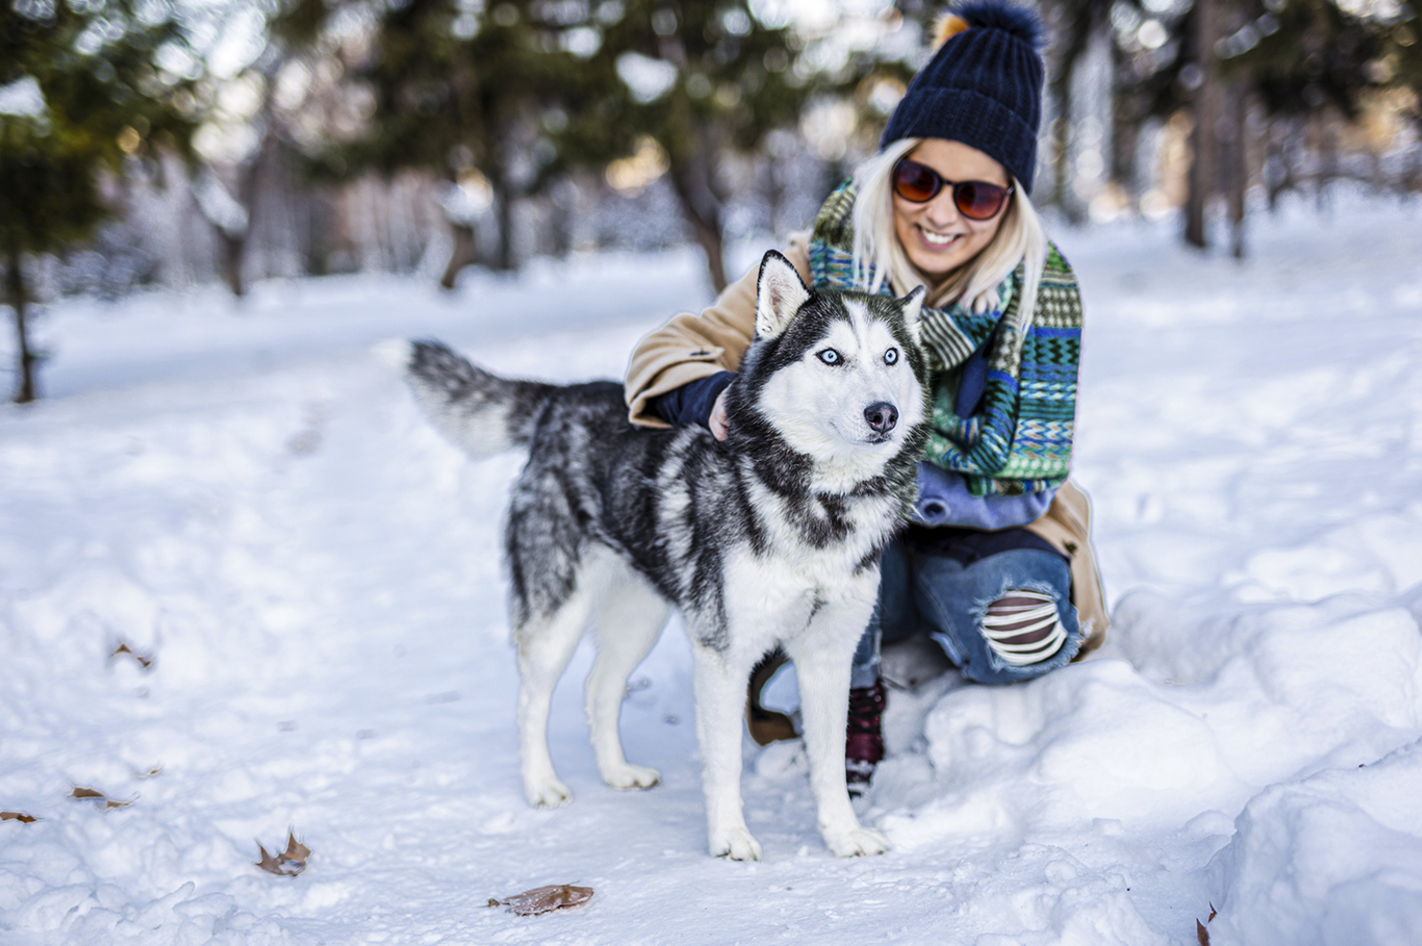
[921,229,960,247]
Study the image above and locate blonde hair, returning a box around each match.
[851,138,1047,327]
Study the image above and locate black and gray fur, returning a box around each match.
[389,250,930,860]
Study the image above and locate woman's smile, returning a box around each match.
[915,226,966,248]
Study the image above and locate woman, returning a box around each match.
[623,0,1108,794]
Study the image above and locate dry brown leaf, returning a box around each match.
[1197,919,1210,945]
[111,641,154,669]
[256,843,304,877]
[136,765,163,779]
[1208,902,1217,922]
[69,786,133,809]
[256,830,310,877]
[488,884,594,916]
[255,843,297,877]
[283,830,311,862]
[1,811,38,823]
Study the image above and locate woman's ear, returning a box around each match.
[755,250,811,339]
[899,284,925,349]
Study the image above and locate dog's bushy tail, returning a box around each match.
[379,339,556,458]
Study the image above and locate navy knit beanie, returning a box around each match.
[880,1,1045,195]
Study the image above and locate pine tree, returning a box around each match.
[1,0,197,402]
[1221,0,1395,120]
[1214,0,1400,243]
[279,0,810,292]
[1040,0,1116,222]
[571,0,810,291]
[1111,0,1407,250]
[277,0,607,285]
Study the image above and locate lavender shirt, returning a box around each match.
[912,462,1055,531]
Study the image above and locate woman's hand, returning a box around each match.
[709,388,730,441]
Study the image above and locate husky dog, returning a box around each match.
[387,251,929,860]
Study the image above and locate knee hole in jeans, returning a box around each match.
[980,590,1066,666]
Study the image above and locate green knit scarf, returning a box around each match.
[807,180,1082,497]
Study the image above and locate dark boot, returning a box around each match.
[845,678,886,798]
[746,648,799,745]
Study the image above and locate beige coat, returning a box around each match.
[623,234,1109,653]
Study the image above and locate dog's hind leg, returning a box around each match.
[586,563,670,791]
[786,604,891,858]
[515,582,595,809]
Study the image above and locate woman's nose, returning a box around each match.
[923,189,961,227]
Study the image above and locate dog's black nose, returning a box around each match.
[864,402,898,433]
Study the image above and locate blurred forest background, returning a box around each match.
[3,0,1421,402]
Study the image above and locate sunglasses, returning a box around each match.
[891,157,1014,221]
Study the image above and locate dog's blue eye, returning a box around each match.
[818,349,841,365]
[884,348,899,365]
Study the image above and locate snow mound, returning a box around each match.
[1208,740,1422,945]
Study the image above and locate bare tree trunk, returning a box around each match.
[440,222,479,290]
[550,191,571,258]
[1267,117,1306,211]
[666,154,728,293]
[218,231,247,298]
[219,143,267,297]
[6,247,37,404]
[1408,130,1422,192]
[1266,121,1287,212]
[688,213,728,294]
[1112,108,1143,204]
[488,167,516,274]
[1317,115,1338,214]
[1049,115,1074,219]
[204,140,269,298]
[765,151,785,239]
[1185,0,1220,248]
[1225,84,1247,259]
[1044,3,1095,224]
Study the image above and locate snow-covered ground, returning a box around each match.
[3,196,1421,945]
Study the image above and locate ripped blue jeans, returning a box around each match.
[851,526,1083,687]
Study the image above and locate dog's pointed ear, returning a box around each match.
[755,250,811,340]
[899,284,926,348]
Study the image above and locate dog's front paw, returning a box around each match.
[602,763,660,791]
[823,826,891,857]
[525,777,573,808]
[710,826,762,861]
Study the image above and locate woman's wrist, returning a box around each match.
[649,371,737,429]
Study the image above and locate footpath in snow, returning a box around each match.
[2,197,1421,945]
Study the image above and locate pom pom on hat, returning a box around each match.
[954,0,1044,48]
[931,13,971,50]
